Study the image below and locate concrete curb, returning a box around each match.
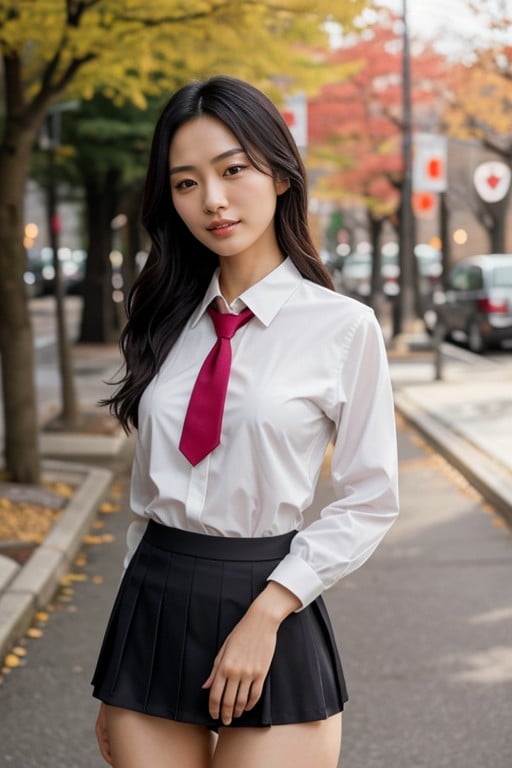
[394,391,512,527]
[0,459,113,661]
[39,429,126,457]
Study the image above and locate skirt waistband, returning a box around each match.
[144,520,297,562]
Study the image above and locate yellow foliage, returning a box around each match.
[446,53,512,149]
[0,0,367,111]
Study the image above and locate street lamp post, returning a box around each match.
[396,0,416,335]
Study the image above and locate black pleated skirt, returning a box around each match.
[92,521,347,729]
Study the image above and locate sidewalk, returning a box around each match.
[1,333,512,662]
[390,335,512,525]
[0,342,129,659]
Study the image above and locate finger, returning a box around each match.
[245,678,264,711]
[208,673,227,721]
[233,680,252,718]
[219,679,241,726]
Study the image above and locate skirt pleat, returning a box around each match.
[92,521,348,728]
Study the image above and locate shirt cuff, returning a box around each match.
[266,553,325,611]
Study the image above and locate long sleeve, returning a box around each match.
[267,312,399,609]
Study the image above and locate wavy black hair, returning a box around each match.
[104,75,334,430]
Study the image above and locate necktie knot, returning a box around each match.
[207,306,254,339]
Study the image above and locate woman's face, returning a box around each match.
[168,115,288,264]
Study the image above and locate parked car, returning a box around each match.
[340,243,441,305]
[423,254,512,353]
[39,247,86,295]
[24,256,45,297]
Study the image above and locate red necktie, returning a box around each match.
[179,306,254,465]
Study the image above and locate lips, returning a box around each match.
[206,219,239,232]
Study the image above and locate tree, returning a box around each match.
[444,2,512,252]
[55,95,157,342]
[307,11,450,312]
[0,0,368,482]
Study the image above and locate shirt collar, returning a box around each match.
[190,258,303,328]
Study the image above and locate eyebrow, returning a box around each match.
[169,147,245,174]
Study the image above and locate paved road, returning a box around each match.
[1,420,512,767]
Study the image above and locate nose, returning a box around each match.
[203,177,227,214]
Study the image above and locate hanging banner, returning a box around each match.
[282,93,307,150]
[473,161,511,203]
[413,133,447,193]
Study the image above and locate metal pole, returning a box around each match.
[396,0,416,334]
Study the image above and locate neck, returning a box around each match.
[218,253,284,304]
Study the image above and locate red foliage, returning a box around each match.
[308,12,451,214]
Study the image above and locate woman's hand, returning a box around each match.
[202,581,301,725]
[95,702,114,765]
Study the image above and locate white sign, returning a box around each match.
[473,161,511,203]
[413,133,447,193]
[282,93,307,150]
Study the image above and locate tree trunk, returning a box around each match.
[120,183,144,295]
[46,148,81,427]
[369,212,384,315]
[479,195,509,254]
[79,170,119,343]
[0,128,41,482]
[489,209,506,253]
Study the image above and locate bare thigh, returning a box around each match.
[105,705,214,768]
[212,713,342,768]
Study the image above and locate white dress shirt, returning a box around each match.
[126,257,399,609]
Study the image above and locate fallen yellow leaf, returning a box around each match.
[61,573,87,585]
[35,611,49,623]
[51,482,75,498]
[74,554,87,567]
[26,628,43,639]
[12,646,27,657]
[4,654,21,668]
[99,502,120,514]
[91,520,105,530]
[92,575,104,585]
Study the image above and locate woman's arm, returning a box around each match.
[267,311,399,609]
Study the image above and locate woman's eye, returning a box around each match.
[224,165,245,177]
[174,178,195,190]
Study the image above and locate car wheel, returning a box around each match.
[467,320,486,354]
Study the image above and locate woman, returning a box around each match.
[92,75,399,768]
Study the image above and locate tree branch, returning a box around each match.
[66,0,102,27]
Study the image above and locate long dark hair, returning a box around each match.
[105,75,334,430]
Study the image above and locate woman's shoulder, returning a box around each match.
[297,277,376,325]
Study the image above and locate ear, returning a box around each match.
[275,176,290,195]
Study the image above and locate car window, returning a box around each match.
[492,266,512,287]
[448,265,483,291]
